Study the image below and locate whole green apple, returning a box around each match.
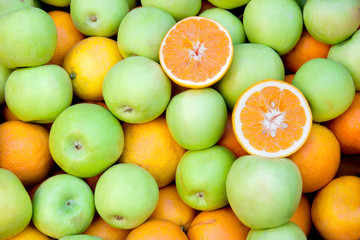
[243,0,303,55]
[226,155,302,229]
[247,221,307,240]
[166,88,228,150]
[199,8,246,45]
[40,0,70,7]
[0,7,57,69]
[103,56,171,124]
[32,174,95,239]
[4,64,73,123]
[292,58,355,122]
[0,0,33,16]
[49,103,124,178]
[304,0,360,45]
[0,169,32,240]
[215,43,284,109]
[176,145,236,211]
[0,62,11,104]
[59,235,103,240]
[141,0,201,21]
[70,0,129,37]
[117,7,176,62]
[207,0,250,9]
[94,163,159,229]
[328,30,360,90]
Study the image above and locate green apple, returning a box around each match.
[215,43,284,109]
[166,88,228,150]
[70,0,129,37]
[4,64,73,123]
[103,56,171,124]
[40,0,70,7]
[207,0,250,9]
[0,62,11,104]
[247,221,307,240]
[175,145,235,211]
[328,30,360,90]
[243,0,303,55]
[292,58,355,122]
[0,0,33,16]
[0,169,32,240]
[199,8,246,45]
[226,155,302,229]
[49,103,124,178]
[94,163,159,229]
[32,174,95,239]
[117,7,176,62]
[0,7,57,69]
[141,0,201,21]
[59,235,103,240]
[304,0,360,45]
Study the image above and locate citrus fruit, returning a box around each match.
[290,194,312,236]
[159,16,233,88]
[0,120,54,186]
[7,224,50,240]
[232,79,312,158]
[311,175,360,240]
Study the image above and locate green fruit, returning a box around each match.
[49,103,124,178]
[0,169,32,240]
[59,235,103,240]
[247,221,307,240]
[166,88,228,150]
[0,62,11,104]
[4,64,73,123]
[0,0,33,16]
[292,58,355,122]
[40,0,70,7]
[207,0,250,9]
[0,7,57,69]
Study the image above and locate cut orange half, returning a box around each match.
[232,79,312,158]
[159,16,233,88]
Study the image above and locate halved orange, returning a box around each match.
[159,16,233,88]
[232,79,312,158]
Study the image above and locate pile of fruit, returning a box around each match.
[0,0,359,239]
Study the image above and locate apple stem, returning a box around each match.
[90,15,97,22]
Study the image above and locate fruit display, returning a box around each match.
[0,0,359,239]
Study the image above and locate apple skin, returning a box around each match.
[327,30,360,90]
[0,62,11,104]
[303,0,360,45]
[0,169,32,240]
[226,155,302,229]
[70,0,129,37]
[166,88,228,150]
[0,7,57,69]
[243,0,303,55]
[94,163,159,229]
[176,145,236,211]
[117,7,176,62]
[246,221,307,240]
[103,56,171,124]
[140,0,201,21]
[32,174,95,239]
[215,43,284,109]
[49,103,124,178]
[207,0,250,9]
[59,235,103,240]
[199,8,246,45]
[0,0,33,16]
[40,0,70,7]
[4,64,73,123]
[292,58,355,122]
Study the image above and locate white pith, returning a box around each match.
[262,105,287,138]
[188,40,207,61]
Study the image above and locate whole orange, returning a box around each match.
[119,116,186,188]
[289,194,312,236]
[311,175,360,240]
[0,121,54,186]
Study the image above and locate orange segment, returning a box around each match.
[159,16,233,88]
[233,79,312,158]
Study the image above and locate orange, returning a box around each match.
[217,112,248,158]
[327,92,360,155]
[289,194,312,236]
[119,116,186,188]
[159,16,233,88]
[232,79,312,158]
[47,10,85,66]
[199,0,216,14]
[311,175,360,240]
[281,31,331,73]
[0,121,54,186]
[187,206,250,240]
[83,214,130,240]
[289,123,341,193]
[149,184,197,232]
[126,218,188,240]
[7,224,50,240]
[284,74,295,84]
[63,36,123,101]
[2,104,19,121]
[85,173,103,192]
